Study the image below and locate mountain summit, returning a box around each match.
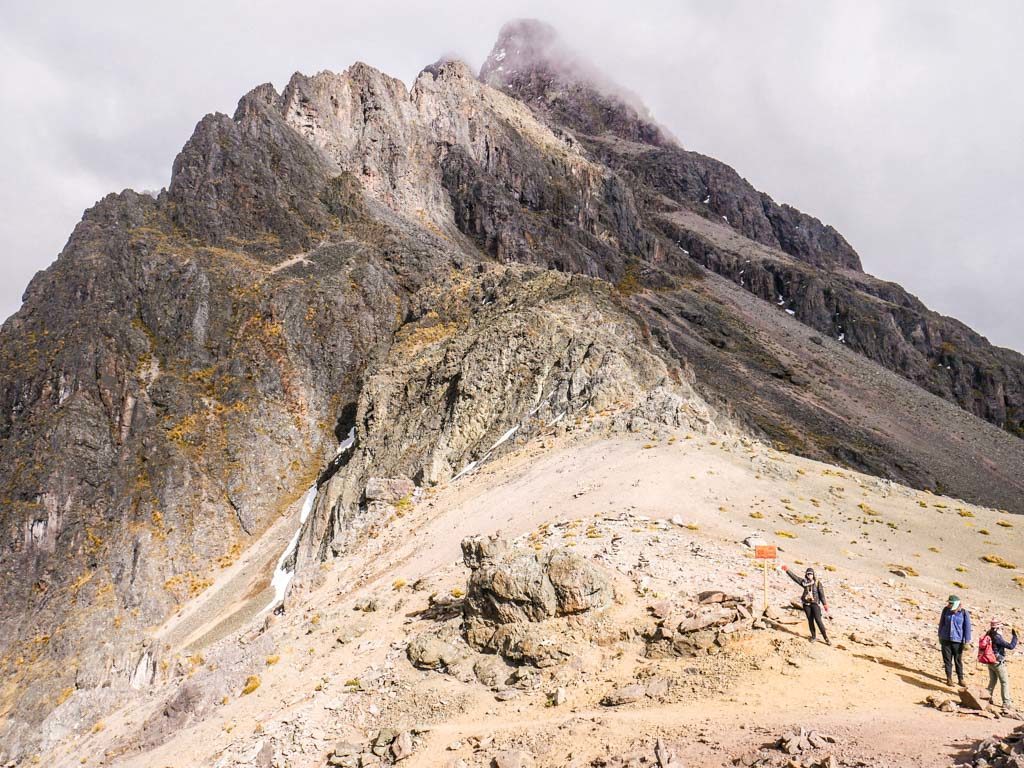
[480,18,669,145]
[0,18,1022,765]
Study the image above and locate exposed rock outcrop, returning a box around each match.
[460,535,612,664]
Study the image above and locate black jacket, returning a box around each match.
[786,569,827,606]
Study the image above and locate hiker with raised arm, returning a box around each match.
[781,565,831,645]
[938,595,972,687]
[979,618,1018,709]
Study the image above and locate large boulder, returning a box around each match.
[461,537,612,657]
[406,631,467,670]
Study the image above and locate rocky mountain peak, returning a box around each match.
[479,18,565,84]
[479,18,669,146]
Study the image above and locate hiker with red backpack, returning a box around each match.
[938,595,972,687]
[979,619,1018,710]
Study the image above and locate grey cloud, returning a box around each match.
[1,0,1021,351]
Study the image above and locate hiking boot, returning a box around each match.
[824,637,832,646]
[958,677,966,687]
[946,676,954,686]
[808,636,816,643]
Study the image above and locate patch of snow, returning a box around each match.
[335,427,356,457]
[702,195,711,204]
[453,425,521,482]
[547,411,567,427]
[130,652,154,690]
[28,519,46,544]
[452,460,478,482]
[488,425,519,452]
[262,484,318,615]
[838,333,846,343]
[785,309,796,316]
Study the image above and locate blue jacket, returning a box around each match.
[939,606,972,643]
[988,629,1018,663]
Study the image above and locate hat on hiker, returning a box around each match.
[948,595,960,606]
[992,618,1003,629]
[805,568,815,578]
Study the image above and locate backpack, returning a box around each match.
[978,633,998,664]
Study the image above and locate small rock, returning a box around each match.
[601,683,646,706]
[354,597,379,612]
[959,687,986,711]
[391,731,414,761]
[645,677,670,699]
[698,590,726,604]
[331,741,360,758]
[406,632,465,670]
[549,687,568,707]
[649,600,672,619]
[492,750,536,768]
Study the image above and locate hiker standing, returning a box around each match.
[979,619,1018,709]
[781,565,831,645]
[938,595,972,687]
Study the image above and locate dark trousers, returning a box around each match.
[803,602,827,640]
[941,639,965,681]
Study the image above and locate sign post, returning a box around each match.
[754,544,778,615]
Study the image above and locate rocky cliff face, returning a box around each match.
[1,18,1022,763]
[476,19,1021,436]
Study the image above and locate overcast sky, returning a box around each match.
[2,1,1022,351]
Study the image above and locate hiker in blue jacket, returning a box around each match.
[980,618,1018,709]
[938,594,972,687]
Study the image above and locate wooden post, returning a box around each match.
[763,559,769,615]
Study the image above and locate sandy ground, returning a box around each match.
[43,428,1024,768]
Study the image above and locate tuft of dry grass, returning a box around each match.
[241,675,261,695]
[981,554,1017,569]
[889,564,919,577]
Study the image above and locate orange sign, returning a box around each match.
[754,545,778,560]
